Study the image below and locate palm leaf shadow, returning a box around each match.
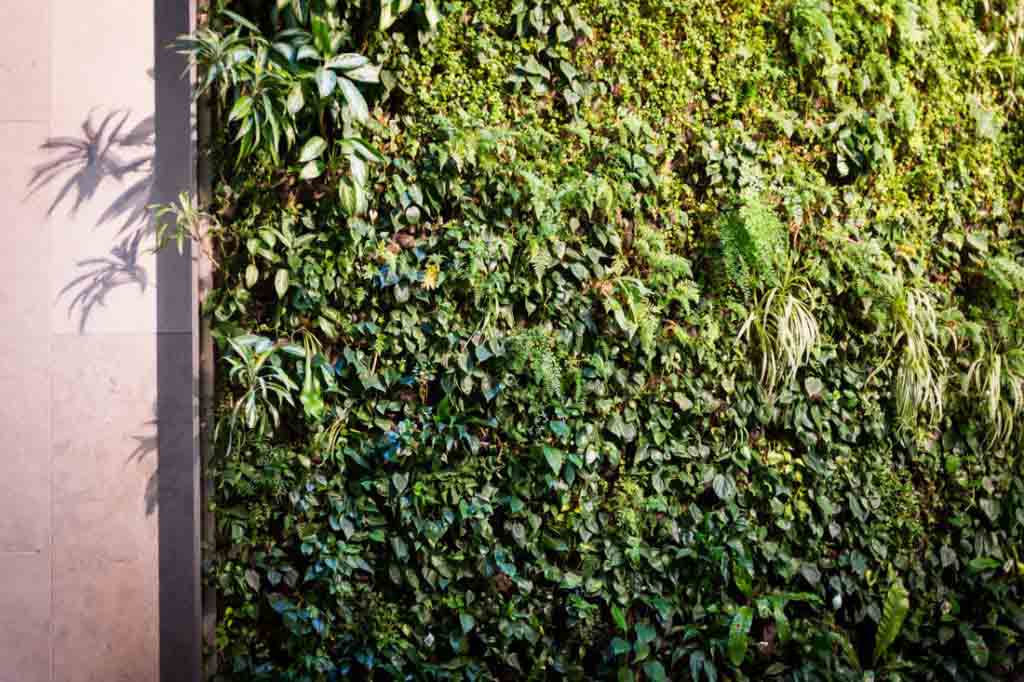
[57,230,148,333]
[30,109,157,332]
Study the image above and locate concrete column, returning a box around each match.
[0,1,199,681]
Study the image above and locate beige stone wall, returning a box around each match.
[0,2,197,681]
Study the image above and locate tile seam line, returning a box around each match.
[48,2,55,678]
[50,331,195,337]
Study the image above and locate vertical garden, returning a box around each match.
[177,0,1024,678]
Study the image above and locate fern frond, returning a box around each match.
[873,579,909,664]
[720,196,787,296]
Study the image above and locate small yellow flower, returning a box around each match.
[423,263,440,290]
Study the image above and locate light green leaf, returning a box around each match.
[542,446,564,476]
[299,160,323,180]
[286,84,305,114]
[424,0,442,29]
[245,264,259,288]
[315,68,337,98]
[299,136,327,163]
[345,63,382,83]
[228,95,253,122]
[326,53,369,71]
[873,580,909,663]
[338,78,369,122]
[379,0,413,31]
[275,269,290,297]
[611,605,628,632]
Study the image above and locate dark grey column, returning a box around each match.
[154,0,202,680]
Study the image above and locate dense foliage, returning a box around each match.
[181,0,1024,679]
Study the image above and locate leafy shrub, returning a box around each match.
[178,0,1024,679]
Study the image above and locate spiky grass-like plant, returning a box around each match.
[964,334,1024,448]
[869,279,949,429]
[737,268,820,397]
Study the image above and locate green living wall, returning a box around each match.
[180,0,1024,679]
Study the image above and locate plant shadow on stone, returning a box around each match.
[27,108,155,332]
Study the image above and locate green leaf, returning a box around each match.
[338,180,366,217]
[346,63,382,83]
[245,264,259,288]
[338,78,369,122]
[542,446,564,476]
[611,605,628,632]
[610,637,631,656]
[299,160,324,180]
[220,9,261,33]
[392,472,409,495]
[311,14,331,54]
[275,269,290,297]
[712,473,736,502]
[968,557,1001,573]
[643,661,666,682]
[379,0,413,31]
[459,612,476,633]
[286,84,305,114]
[326,53,369,71]
[228,95,253,122]
[959,624,989,667]
[299,136,328,163]
[635,622,656,647]
[873,580,909,663]
[315,68,337,98]
[300,383,324,420]
[804,376,824,398]
[727,607,753,666]
[424,0,442,29]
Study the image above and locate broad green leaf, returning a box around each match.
[873,580,909,663]
[968,557,1001,573]
[275,269,290,297]
[299,160,323,180]
[379,0,413,31]
[611,605,628,632]
[299,136,328,163]
[315,68,337,98]
[542,446,564,476]
[338,78,369,122]
[300,383,324,419]
[228,95,253,122]
[326,53,369,71]
[635,622,656,647]
[245,264,259,288]
[311,14,331,54]
[286,84,305,114]
[727,607,753,666]
[610,637,630,656]
[346,63,382,83]
[643,661,666,682]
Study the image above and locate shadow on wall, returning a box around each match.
[27,107,155,332]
